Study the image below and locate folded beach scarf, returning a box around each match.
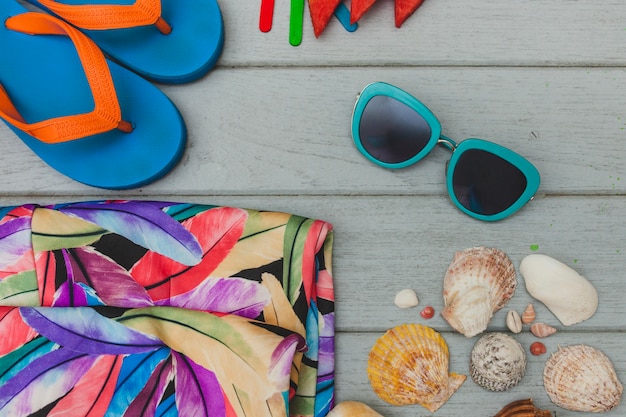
[0,201,334,417]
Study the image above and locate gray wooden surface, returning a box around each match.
[1,1,625,416]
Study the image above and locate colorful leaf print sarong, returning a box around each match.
[0,201,334,417]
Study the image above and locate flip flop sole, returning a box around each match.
[25,0,225,84]
[1,2,187,189]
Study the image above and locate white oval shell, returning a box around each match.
[544,345,623,412]
[470,332,527,392]
[327,401,384,417]
[442,247,517,338]
[394,288,419,309]
[520,254,598,326]
[506,310,522,333]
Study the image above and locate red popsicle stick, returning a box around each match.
[260,0,275,32]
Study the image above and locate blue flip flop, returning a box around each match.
[23,0,225,84]
[0,2,187,189]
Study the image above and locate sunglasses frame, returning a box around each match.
[351,82,541,221]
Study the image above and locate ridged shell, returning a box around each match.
[442,247,517,337]
[470,332,526,392]
[494,399,553,417]
[327,401,385,417]
[543,345,623,412]
[367,324,466,412]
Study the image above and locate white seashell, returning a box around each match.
[520,254,598,326]
[470,332,527,392]
[544,345,623,412]
[394,288,419,309]
[521,303,536,324]
[530,322,557,338]
[506,310,522,333]
[442,247,517,338]
[327,401,385,417]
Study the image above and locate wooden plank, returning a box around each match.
[1,67,625,195]
[181,194,624,333]
[218,0,626,66]
[335,331,626,416]
[2,195,622,333]
[317,194,626,333]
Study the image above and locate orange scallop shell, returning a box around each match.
[367,324,466,412]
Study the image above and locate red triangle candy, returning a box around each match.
[395,0,426,27]
[350,0,378,24]
[308,0,343,37]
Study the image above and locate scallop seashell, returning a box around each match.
[521,303,536,324]
[506,310,523,333]
[442,247,517,338]
[470,332,526,392]
[520,254,598,326]
[494,399,553,417]
[367,324,466,412]
[327,401,385,417]
[530,322,557,338]
[394,288,419,309]
[543,344,623,412]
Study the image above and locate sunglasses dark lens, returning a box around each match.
[452,149,528,215]
[359,95,431,164]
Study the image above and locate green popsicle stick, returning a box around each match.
[289,0,305,46]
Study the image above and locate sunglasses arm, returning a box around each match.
[437,135,458,152]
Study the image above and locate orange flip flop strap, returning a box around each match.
[37,0,171,34]
[0,12,132,144]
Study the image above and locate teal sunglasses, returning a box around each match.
[351,82,540,221]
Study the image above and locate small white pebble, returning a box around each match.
[394,289,419,309]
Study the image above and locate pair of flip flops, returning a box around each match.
[0,0,224,189]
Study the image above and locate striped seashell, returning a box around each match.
[470,332,526,392]
[367,324,466,412]
[494,399,553,417]
[442,247,517,338]
[544,345,623,412]
[530,322,557,338]
[521,303,536,324]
